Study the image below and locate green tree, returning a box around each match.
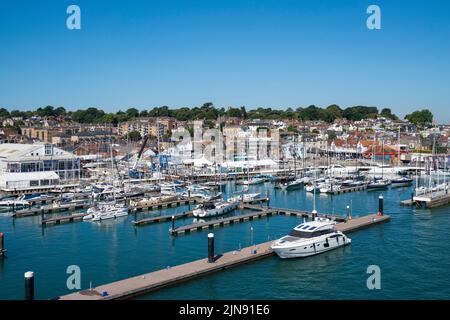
[36,105,56,117]
[0,108,10,117]
[380,108,399,120]
[126,108,139,118]
[71,107,105,123]
[139,110,149,117]
[127,130,142,141]
[343,106,378,121]
[10,110,26,118]
[240,106,247,119]
[405,109,433,127]
[54,107,67,116]
[226,107,242,118]
[326,104,343,119]
[327,131,337,141]
[299,105,321,121]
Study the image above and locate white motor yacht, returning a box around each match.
[306,182,325,193]
[85,203,128,221]
[271,218,351,258]
[0,195,30,210]
[319,184,341,194]
[227,192,261,203]
[130,195,178,207]
[241,177,265,186]
[192,199,239,218]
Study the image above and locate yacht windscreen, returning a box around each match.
[288,229,334,238]
[203,202,215,209]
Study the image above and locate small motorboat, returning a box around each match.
[367,179,390,190]
[391,177,413,187]
[227,192,261,203]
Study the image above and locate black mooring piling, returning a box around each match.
[378,194,384,216]
[207,233,214,263]
[0,232,6,257]
[24,271,35,300]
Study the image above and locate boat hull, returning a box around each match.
[391,181,413,187]
[193,202,238,218]
[272,236,351,259]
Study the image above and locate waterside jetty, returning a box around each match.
[59,213,390,300]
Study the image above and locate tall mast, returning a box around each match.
[371,132,376,181]
[381,138,384,180]
[294,135,297,178]
[218,114,222,188]
[430,135,436,194]
[398,127,401,167]
[109,127,116,203]
[312,145,318,214]
[444,152,447,190]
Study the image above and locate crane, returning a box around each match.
[128,134,150,179]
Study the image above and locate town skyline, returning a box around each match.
[0,103,438,126]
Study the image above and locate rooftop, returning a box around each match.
[0,143,76,161]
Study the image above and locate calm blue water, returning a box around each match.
[1,181,450,300]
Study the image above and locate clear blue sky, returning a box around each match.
[0,0,449,122]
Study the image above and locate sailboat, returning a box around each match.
[280,136,309,190]
[85,137,128,221]
[368,138,390,190]
[240,168,265,186]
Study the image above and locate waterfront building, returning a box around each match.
[0,143,80,194]
[20,125,82,143]
[118,117,176,138]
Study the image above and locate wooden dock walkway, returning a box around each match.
[12,200,92,218]
[41,213,89,226]
[13,197,201,219]
[413,191,450,208]
[132,199,267,227]
[59,213,390,300]
[133,210,194,226]
[271,207,345,222]
[169,206,345,236]
[169,210,273,235]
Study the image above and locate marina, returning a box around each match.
[0,105,448,301]
[2,0,450,308]
[59,213,390,300]
[1,160,449,300]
